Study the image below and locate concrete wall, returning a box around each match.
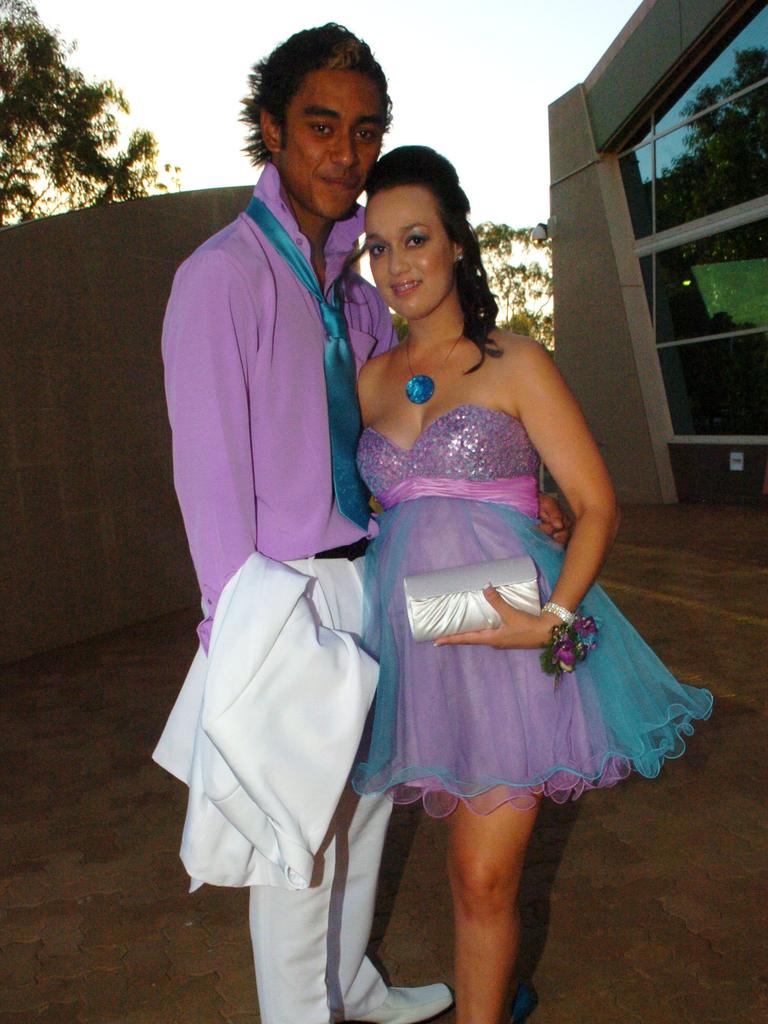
[1,186,253,664]
[669,443,768,503]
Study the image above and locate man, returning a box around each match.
[157,23,564,1024]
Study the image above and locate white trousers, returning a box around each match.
[248,556,392,1024]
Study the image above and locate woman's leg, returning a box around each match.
[447,796,540,1024]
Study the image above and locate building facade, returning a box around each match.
[549,0,767,503]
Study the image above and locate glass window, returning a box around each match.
[656,3,768,134]
[620,144,653,237]
[639,254,653,320]
[655,83,768,232]
[659,332,768,435]
[611,2,768,439]
[655,219,768,343]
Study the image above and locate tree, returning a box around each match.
[475,222,553,348]
[0,0,174,224]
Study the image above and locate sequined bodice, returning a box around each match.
[357,404,539,500]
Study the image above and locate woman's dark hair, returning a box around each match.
[365,146,500,370]
[242,24,392,166]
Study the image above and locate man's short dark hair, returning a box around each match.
[242,23,392,166]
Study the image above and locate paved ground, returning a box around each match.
[1,504,766,1024]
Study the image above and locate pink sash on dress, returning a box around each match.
[378,474,539,517]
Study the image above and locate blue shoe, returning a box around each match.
[511,980,538,1022]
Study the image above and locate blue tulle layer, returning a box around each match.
[352,498,713,817]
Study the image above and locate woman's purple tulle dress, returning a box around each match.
[352,405,712,817]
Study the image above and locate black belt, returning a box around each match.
[314,537,369,560]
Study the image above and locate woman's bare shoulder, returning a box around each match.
[360,344,399,380]
[360,346,397,389]
[358,345,400,421]
[489,329,554,376]
[490,327,548,354]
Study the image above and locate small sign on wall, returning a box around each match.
[729,451,744,472]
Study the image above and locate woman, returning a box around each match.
[351,147,713,1024]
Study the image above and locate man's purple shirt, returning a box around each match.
[162,163,397,650]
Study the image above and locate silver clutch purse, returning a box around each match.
[403,555,541,643]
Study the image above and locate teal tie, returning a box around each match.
[246,197,370,531]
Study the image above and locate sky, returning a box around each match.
[35,0,642,227]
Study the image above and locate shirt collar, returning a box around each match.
[252,162,365,267]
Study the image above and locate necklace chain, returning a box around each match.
[404,333,464,378]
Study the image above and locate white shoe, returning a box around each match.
[350,983,454,1024]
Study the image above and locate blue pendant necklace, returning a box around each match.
[404,334,464,405]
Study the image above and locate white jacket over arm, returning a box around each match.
[153,553,378,890]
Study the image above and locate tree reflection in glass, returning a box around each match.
[616,7,768,435]
[656,219,768,342]
[655,6,768,134]
[655,49,768,233]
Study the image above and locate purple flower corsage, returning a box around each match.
[540,614,599,687]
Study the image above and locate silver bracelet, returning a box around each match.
[542,601,576,626]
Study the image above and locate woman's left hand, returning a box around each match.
[434,588,558,650]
